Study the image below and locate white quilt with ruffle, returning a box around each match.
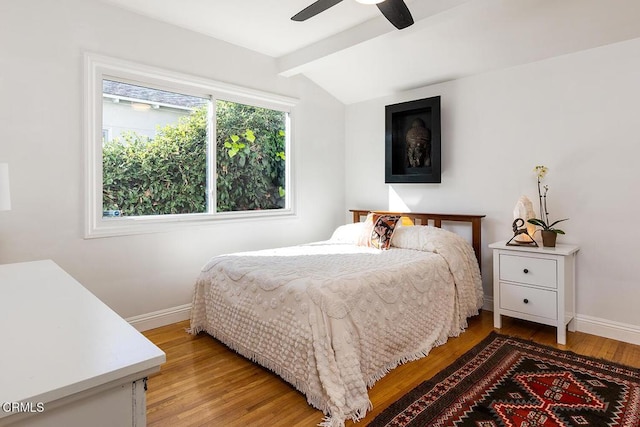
[189,225,483,427]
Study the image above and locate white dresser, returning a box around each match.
[489,241,579,345]
[0,260,165,426]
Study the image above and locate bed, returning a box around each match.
[189,210,485,427]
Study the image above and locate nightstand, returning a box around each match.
[489,240,579,345]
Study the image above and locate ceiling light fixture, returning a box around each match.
[292,0,413,30]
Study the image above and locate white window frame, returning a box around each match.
[84,53,297,238]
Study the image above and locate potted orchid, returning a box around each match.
[527,165,568,247]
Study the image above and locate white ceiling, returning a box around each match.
[101,0,640,104]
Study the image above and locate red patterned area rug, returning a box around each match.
[368,332,640,427]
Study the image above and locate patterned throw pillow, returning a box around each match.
[370,215,401,250]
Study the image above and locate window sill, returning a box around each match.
[84,208,296,239]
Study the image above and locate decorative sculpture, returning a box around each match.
[512,195,536,244]
[506,218,538,247]
[405,118,431,167]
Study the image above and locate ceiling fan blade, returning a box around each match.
[291,0,344,21]
[377,0,414,29]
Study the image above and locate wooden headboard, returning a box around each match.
[350,209,486,266]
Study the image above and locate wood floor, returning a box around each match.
[143,310,640,426]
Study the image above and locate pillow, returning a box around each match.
[356,212,377,247]
[330,222,365,243]
[400,216,414,226]
[369,214,401,250]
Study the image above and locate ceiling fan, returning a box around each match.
[291,0,414,30]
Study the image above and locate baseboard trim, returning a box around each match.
[482,294,640,346]
[127,303,191,332]
[482,295,494,312]
[574,314,640,346]
[129,299,640,346]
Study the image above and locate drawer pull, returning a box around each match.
[523,268,529,274]
[523,298,529,304]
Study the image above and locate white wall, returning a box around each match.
[0,0,345,319]
[346,38,640,336]
[2,1,638,341]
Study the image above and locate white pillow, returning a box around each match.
[329,222,366,244]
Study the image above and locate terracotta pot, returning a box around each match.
[541,230,557,247]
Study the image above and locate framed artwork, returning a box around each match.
[385,96,441,183]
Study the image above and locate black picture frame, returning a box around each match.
[385,96,441,183]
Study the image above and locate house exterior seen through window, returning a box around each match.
[85,54,295,237]
[102,80,210,217]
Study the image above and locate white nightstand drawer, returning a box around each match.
[499,282,557,320]
[499,254,557,288]
[491,240,579,345]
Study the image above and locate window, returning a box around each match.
[84,54,296,237]
[102,128,111,143]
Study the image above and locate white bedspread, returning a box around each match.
[189,225,482,427]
